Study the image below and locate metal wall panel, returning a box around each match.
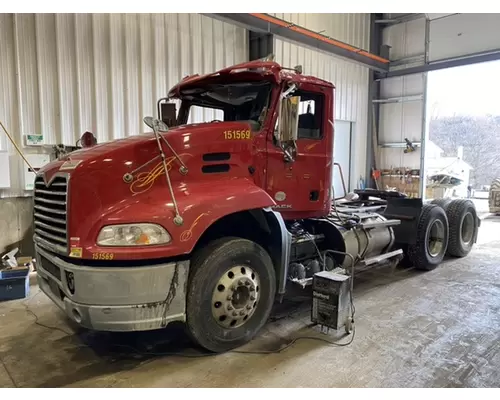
[383,18,425,61]
[379,18,427,171]
[0,13,248,196]
[271,13,370,189]
[429,14,500,62]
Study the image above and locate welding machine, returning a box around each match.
[311,270,353,334]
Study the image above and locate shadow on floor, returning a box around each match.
[0,262,437,388]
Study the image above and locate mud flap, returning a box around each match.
[383,197,423,246]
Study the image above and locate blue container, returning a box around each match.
[0,268,30,301]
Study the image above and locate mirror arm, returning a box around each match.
[281,84,297,99]
[282,144,296,163]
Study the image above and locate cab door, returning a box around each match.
[266,83,333,219]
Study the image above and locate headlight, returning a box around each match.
[97,224,171,246]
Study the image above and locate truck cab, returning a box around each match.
[34,59,478,353]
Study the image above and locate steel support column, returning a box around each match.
[419,18,431,199]
[365,13,384,189]
[249,31,273,60]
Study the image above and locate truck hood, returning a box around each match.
[38,120,257,182]
[36,120,261,247]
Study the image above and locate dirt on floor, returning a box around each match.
[1,216,500,388]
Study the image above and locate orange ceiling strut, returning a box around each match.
[249,13,389,65]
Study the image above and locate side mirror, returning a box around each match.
[277,96,300,143]
[157,98,178,127]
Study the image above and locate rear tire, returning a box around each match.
[431,198,452,211]
[407,204,449,271]
[446,199,478,257]
[186,237,276,353]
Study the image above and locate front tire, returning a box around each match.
[186,237,276,353]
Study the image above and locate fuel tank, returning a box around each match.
[337,214,395,269]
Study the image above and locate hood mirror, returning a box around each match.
[143,116,169,132]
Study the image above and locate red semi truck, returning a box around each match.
[34,59,479,352]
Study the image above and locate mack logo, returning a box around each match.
[272,204,292,209]
[313,291,330,300]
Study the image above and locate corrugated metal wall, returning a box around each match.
[0,13,247,196]
[379,18,427,170]
[429,14,500,62]
[271,13,371,188]
[378,14,500,172]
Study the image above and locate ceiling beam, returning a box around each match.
[375,14,426,25]
[204,13,390,73]
[379,48,500,79]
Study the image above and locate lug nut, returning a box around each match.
[231,287,236,292]
[227,295,232,301]
[245,281,250,286]
[232,311,238,316]
[227,305,233,311]
[240,311,245,316]
[250,287,255,292]
[246,305,252,310]
[250,296,256,301]
[238,279,244,286]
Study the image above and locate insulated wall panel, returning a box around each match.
[379,18,427,172]
[429,14,500,62]
[0,13,248,197]
[271,13,371,189]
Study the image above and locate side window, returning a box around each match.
[297,92,324,140]
[188,105,224,124]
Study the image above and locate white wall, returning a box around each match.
[379,13,500,175]
[379,18,427,171]
[271,13,371,189]
[0,13,373,195]
[429,14,500,62]
[0,13,248,197]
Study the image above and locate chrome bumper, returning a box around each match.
[35,245,189,332]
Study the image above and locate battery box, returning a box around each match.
[311,270,351,330]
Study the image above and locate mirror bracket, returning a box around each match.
[275,87,300,163]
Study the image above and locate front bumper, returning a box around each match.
[35,245,189,332]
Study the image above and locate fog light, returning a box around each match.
[66,271,75,294]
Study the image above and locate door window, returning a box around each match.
[297,92,324,140]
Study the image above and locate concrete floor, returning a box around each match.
[1,216,500,388]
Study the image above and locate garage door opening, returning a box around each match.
[425,60,500,213]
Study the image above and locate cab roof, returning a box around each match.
[167,59,334,98]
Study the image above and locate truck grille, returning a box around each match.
[33,175,68,254]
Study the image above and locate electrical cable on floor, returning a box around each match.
[22,301,355,359]
[24,306,74,337]
[22,290,74,336]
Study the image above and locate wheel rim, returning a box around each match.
[461,212,475,245]
[428,219,445,257]
[212,265,260,329]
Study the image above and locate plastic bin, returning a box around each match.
[0,268,30,301]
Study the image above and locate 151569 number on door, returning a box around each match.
[224,130,251,140]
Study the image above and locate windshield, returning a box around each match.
[177,81,273,131]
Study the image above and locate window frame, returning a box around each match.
[295,90,325,141]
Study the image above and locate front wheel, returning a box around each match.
[186,237,276,353]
